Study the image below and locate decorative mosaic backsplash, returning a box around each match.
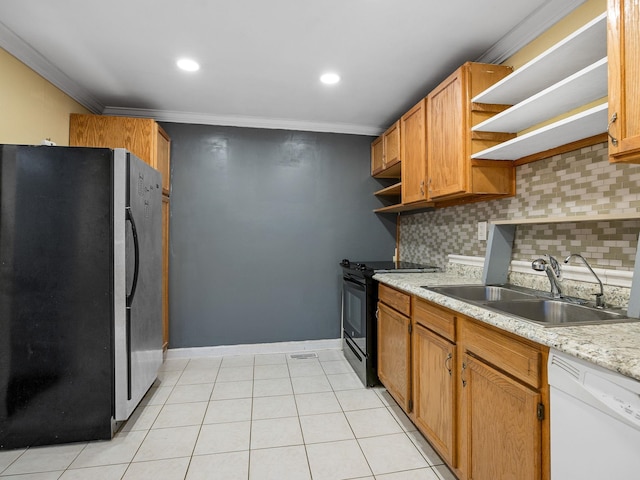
[400,142,640,272]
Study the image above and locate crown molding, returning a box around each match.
[0,20,104,113]
[102,106,383,136]
[475,0,588,64]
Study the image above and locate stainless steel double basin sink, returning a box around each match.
[421,284,638,327]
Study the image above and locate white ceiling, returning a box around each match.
[0,0,585,135]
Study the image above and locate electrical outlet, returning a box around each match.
[477,221,487,241]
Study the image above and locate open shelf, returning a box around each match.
[374,182,402,196]
[373,200,435,214]
[471,103,607,161]
[472,12,606,105]
[473,58,607,133]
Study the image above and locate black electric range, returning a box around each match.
[339,259,439,387]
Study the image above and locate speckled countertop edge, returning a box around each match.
[374,272,640,382]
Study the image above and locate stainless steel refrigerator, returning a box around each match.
[0,145,163,449]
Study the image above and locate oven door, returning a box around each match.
[342,274,367,356]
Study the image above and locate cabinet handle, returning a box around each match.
[375,308,379,320]
[445,353,452,376]
[607,113,618,147]
[420,180,425,196]
[427,178,432,193]
[461,361,467,387]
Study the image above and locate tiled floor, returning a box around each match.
[0,349,457,480]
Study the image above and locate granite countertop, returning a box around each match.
[374,272,640,382]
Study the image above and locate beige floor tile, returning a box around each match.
[123,457,190,480]
[376,468,440,480]
[388,403,418,432]
[2,443,86,475]
[186,451,249,480]
[120,404,162,432]
[406,430,446,466]
[133,426,200,462]
[0,472,63,480]
[254,353,287,365]
[253,378,293,397]
[320,360,353,375]
[327,372,364,391]
[373,387,396,407]
[154,370,182,387]
[306,439,372,480]
[299,412,354,444]
[152,402,208,429]
[433,463,457,480]
[69,431,146,469]
[295,392,342,416]
[211,380,253,400]
[254,364,290,380]
[291,375,332,394]
[204,398,252,424]
[288,361,325,377]
[252,394,298,420]
[140,386,173,406]
[221,355,255,367]
[193,421,251,455]
[335,389,385,411]
[176,368,219,385]
[316,350,344,362]
[165,383,213,404]
[250,417,303,449]
[158,358,190,372]
[0,448,26,472]
[185,357,223,370]
[358,433,429,475]
[346,407,404,438]
[248,445,310,480]
[60,463,129,480]
[216,365,254,382]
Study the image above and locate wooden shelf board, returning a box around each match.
[372,162,401,179]
[473,58,607,133]
[492,213,640,225]
[472,13,606,105]
[471,103,608,161]
[375,182,402,196]
[374,201,435,214]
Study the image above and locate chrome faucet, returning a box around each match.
[532,255,562,298]
[564,253,605,308]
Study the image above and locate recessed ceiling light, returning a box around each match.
[177,58,200,72]
[320,72,340,85]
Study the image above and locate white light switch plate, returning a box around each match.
[477,221,487,241]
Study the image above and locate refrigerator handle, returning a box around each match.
[125,206,140,308]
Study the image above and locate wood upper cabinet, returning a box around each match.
[377,285,412,411]
[372,121,402,177]
[412,323,456,466]
[401,99,428,204]
[426,62,514,201]
[607,0,640,163]
[70,114,171,195]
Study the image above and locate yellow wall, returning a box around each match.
[505,0,607,69]
[0,48,90,146]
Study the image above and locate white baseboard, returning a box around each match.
[166,338,342,359]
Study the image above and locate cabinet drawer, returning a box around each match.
[461,318,542,389]
[379,284,411,316]
[413,297,456,341]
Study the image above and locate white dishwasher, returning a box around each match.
[548,349,640,479]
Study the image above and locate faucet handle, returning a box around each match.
[532,258,547,272]
[594,293,605,308]
[547,255,561,278]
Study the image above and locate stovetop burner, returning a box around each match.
[340,258,439,276]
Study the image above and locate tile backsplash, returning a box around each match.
[400,142,640,271]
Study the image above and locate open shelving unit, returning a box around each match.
[471,12,608,163]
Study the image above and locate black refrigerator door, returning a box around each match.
[0,145,115,449]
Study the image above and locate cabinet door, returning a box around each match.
[427,68,466,198]
[412,324,456,466]
[401,99,428,204]
[608,0,640,163]
[371,135,384,175]
[460,354,542,480]
[383,121,401,169]
[377,302,411,411]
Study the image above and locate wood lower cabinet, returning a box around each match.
[377,285,412,411]
[426,62,514,201]
[412,323,456,465]
[607,0,640,163]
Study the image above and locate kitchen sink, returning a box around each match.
[483,299,635,327]
[422,284,638,327]
[424,284,539,302]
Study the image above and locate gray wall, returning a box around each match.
[161,123,396,348]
